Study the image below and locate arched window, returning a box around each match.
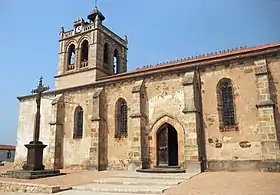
[217,78,237,131]
[113,49,120,74]
[103,43,109,67]
[80,40,89,68]
[73,106,83,139]
[115,98,128,138]
[67,44,75,70]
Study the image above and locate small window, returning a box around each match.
[115,98,128,138]
[73,106,84,139]
[113,49,120,74]
[6,150,11,159]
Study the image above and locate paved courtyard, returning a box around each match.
[1,170,280,195]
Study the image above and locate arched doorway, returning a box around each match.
[156,123,178,166]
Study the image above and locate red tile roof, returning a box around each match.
[0,145,16,150]
[98,43,280,81]
[134,43,280,70]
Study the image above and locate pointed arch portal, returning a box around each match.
[156,123,178,166]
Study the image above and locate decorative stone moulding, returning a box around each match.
[256,100,275,108]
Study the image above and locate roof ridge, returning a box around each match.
[134,44,279,71]
[0,144,16,150]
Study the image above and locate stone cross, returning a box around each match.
[22,77,50,171]
[31,77,50,142]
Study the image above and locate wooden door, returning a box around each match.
[157,125,169,166]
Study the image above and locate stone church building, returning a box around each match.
[14,8,280,172]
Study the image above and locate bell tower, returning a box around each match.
[54,7,128,90]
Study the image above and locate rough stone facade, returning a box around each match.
[14,8,280,172]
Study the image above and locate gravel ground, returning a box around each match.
[163,172,280,195]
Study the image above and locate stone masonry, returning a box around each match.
[254,59,280,162]
[128,80,145,171]
[182,72,201,172]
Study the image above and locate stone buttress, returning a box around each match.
[128,80,146,170]
[182,72,202,172]
[254,59,280,171]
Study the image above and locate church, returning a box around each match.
[14,7,280,173]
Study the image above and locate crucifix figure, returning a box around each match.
[22,77,50,171]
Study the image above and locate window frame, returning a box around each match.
[115,98,128,138]
[73,106,84,139]
[217,78,238,132]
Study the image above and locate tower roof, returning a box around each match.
[88,7,105,22]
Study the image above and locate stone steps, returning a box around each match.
[137,166,186,173]
[92,177,183,186]
[1,191,159,195]
[72,171,199,194]
[111,172,197,180]
[72,183,171,194]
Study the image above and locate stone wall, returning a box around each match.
[145,73,185,168]
[14,94,59,169]
[55,69,97,90]
[103,81,133,170]
[15,54,280,172]
[254,58,280,162]
[61,87,94,169]
[267,56,280,146]
[201,61,262,161]
[53,71,199,171]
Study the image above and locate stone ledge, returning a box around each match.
[49,121,63,125]
[182,107,198,114]
[0,181,63,193]
[5,169,63,180]
[208,160,280,172]
[256,100,275,108]
[130,113,146,118]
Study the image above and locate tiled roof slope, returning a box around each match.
[98,43,280,81]
[134,43,280,71]
[0,145,16,150]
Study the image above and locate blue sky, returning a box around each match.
[0,0,280,145]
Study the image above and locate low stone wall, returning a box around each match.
[0,181,61,193]
[208,160,280,172]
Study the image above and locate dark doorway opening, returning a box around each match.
[157,123,178,167]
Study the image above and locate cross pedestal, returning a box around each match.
[6,77,62,179]
[22,141,47,171]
